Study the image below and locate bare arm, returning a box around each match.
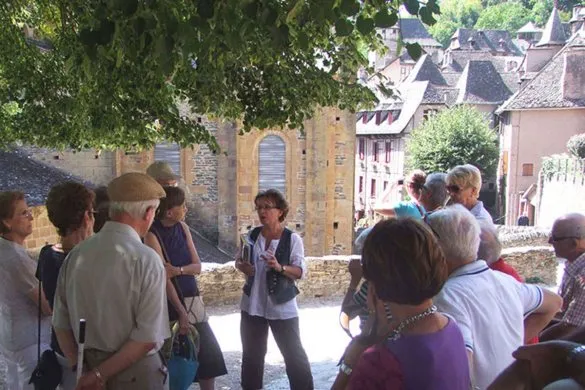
[524,289,563,342]
[179,222,202,276]
[27,287,52,316]
[54,328,78,366]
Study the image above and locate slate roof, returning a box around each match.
[456,61,512,105]
[537,8,568,46]
[399,18,442,48]
[450,28,522,56]
[442,50,511,73]
[403,54,447,86]
[189,228,232,264]
[498,34,585,112]
[0,148,92,206]
[518,22,543,34]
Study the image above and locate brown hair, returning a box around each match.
[156,186,186,219]
[255,189,289,222]
[407,169,427,193]
[362,218,447,305]
[46,182,95,237]
[0,191,25,234]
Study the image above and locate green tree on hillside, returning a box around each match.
[474,2,531,34]
[406,105,499,178]
[0,0,440,151]
[429,0,483,47]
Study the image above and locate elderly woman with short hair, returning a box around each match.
[333,218,470,390]
[37,182,95,389]
[0,191,52,390]
[446,164,493,223]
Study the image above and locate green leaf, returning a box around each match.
[335,18,353,37]
[356,15,375,35]
[419,7,436,26]
[403,0,420,16]
[339,0,360,16]
[405,42,422,60]
[243,0,259,19]
[373,10,398,28]
[197,0,214,19]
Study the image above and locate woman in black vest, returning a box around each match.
[235,189,313,390]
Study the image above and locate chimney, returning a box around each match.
[562,48,585,100]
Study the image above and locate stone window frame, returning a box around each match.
[255,132,290,198]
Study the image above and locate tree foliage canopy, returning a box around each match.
[0,0,439,151]
[406,105,499,178]
[474,2,531,34]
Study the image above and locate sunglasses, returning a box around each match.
[254,205,277,211]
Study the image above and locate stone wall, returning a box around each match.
[538,176,585,228]
[198,245,557,305]
[24,206,59,251]
[22,147,116,186]
[198,256,358,306]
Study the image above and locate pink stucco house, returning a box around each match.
[497,9,585,225]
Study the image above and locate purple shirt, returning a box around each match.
[349,318,470,390]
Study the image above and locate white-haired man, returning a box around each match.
[52,173,171,390]
[428,205,562,390]
[541,213,585,342]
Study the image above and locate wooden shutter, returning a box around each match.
[258,135,286,194]
[154,142,181,174]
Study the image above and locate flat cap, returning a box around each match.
[107,172,166,202]
[146,161,181,182]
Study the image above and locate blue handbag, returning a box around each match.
[168,323,199,390]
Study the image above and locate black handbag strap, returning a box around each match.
[36,256,42,365]
[150,228,187,309]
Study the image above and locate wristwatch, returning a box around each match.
[339,360,353,376]
[280,265,286,274]
[180,266,184,275]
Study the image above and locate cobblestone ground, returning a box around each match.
[0,299,350,390]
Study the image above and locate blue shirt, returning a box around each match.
[393,201,425,219]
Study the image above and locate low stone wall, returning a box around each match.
[198,245,558,305]
[199,256,358,306]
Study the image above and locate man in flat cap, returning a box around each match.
[52,173,171,390]
[146,161,181,187]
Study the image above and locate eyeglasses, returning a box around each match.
[255,205,277,211]
[446,185,461,193]
[19,209,33,218]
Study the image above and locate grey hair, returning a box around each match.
[424,173,448,209]
[427,204,480,265]
[109,199,160,220]
[477,221,502,264]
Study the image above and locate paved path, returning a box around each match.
[0,300,351,390]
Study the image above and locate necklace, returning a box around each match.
[386,305,438,341]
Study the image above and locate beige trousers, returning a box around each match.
[85,350,169,390]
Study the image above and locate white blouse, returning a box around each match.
[240,232,307,320]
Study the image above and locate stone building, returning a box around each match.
[22,107,355,257]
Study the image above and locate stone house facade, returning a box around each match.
[22,108,355,257]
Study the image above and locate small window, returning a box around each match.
[258,135,286,194]
[423,109,437,121]
[154,142,181,175]
[371,179,377,197]
[385,141,392,163]
[359,176,364,193]
[373,142,379,162]
[358,139,365,160]
[383,181,389,191]
[522,163,534,177]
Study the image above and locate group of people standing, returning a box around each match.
[0,161,312,390]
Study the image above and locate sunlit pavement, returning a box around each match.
[200,302,351,390]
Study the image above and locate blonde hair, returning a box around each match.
[447,164,482,192]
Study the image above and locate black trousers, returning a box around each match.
[240,311,314,390]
